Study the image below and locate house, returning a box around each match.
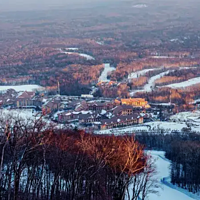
[112,105,133,116]
[16,91,35,108]
[81,94,94,99]
[42,99,62,115]
[0,89,18,108]
[79,113,101,124]
[115,98,150,109]
[100,114,143,130]
[87,101,115,111]
[57,112,75,123]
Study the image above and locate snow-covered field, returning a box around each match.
[170,111,200,132]
[132,4,148,8]
[151,56,175,59]
[64,52,95,60]
[96,121,190,135]
[59,48,95,60]
[170,111,200,122]
[130,69,174,96]
[128,68,159,79]
[65,47,79,51]
[130,67,198,96]
[0,109,38,124]
[146,151,196,200]
[0,85,45,92]
[98,63,116,82]
[163,77,200,89]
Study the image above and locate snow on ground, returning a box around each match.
[146,151,196,200]
[0,109,38,124]
[96,121,189,135]
[64,52,95,60]
[151,56,175,59]
[59,48,95,60]
[128,68,160,79]
[170,111,200,132]
[130,67,198,96]
[96,41,104,45]
[130,69,174,96]
[0,85,45,92]
[132,4,148,8]
[65,48,79,51]
[163,77,200,89]
[170,111,200,122]
[98,63,116,82]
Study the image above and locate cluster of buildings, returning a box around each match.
[56,98,152,130]
[0,88,154,131]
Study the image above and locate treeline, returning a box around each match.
[0,117,157,200]
[155,68,200,87]
[166,141,200,193]
[135,131,200,194]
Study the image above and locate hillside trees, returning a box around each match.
[0,116,155,200]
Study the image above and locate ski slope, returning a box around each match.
[147,151,196,200]
[98,63,116,82]
[0,85,45,92]
[163,77,200,89]
[128,68,158,79]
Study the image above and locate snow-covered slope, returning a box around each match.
[163,77,200,89]
[147,151,196,200]
[0,85,45,92]
[98,63,116,82]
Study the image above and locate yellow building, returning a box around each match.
[115,98,150,109]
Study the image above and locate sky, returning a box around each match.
[0,0,111,12]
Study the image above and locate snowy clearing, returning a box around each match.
[96,121,189,135]
[65,47,79,51]
[130,69,174,96]
[130,67,198,96]
[0,85,45,92]
[64,52,95,60]
[59,48,95,60]
[163,77,200,89]
[98,63,116,82]
[132,4,148,8]
[146,151,196,200]
[128,68,160,79]
[170,111,200,123]
[0,109,38,124]
[170,111,200,132]
[151,56,175,59]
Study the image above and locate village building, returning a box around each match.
[112,105,134,116]
[100,114,143,130]
[115,98,150,109]
[0,89,18,108]
[16,91,35,108]
[42,98,62,115]
[87,101,115,111]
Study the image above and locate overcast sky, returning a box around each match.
[0,0,111,12]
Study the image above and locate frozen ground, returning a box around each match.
[0,85,45,92]
[0,109,38,124]
[163,77,200,89]
[64,52,95,60]
[96,121,190,135]
[98,63,116,82]
[132,4,148,8]
[170,111,200,132]
[59,48,95,60]
[146,151,196,200]
[128,68,160,79]
[130,67,198,96]
[130,69,174,96]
